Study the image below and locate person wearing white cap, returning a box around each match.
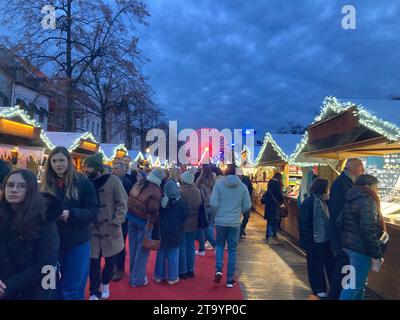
[179,170,203,279]
[126,167,166,287]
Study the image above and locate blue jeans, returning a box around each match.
[128,221,152,286]
[215,226,240,282]
[57,241,90,300]
[154,246,180,281]
[179,232,196,274]
[207,221,216,248]
[339,248,372,300]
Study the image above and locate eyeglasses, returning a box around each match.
[6,183,27,191]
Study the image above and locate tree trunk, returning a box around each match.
[66,0,74,131]
[101,102,107,143]
[123,100,133,149]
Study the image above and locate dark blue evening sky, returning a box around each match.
[136,0,400,140]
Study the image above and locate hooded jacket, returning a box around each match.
[210,175,251,227]
[337,187,384,259]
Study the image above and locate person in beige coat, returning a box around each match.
[83,155,128,300]
[179,170,203,279]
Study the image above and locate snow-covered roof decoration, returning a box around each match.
[127,149,145,162]
[45,131,98,152]
[0,106,54,149]
[255,133,303,166]
[290,96,400,165]
[100,143,128,162]
[316,96,400,141]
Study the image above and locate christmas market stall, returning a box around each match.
[45,131,100,172]
[292,96,400,299]
[100,143,128,165]
[252,132,327,239]
[0,106,53,177]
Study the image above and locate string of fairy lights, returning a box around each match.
[2,98,400,169]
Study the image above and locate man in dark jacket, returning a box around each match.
[111,161,134,281]
[328,158,364,300]
[122,156,138,186]
[236,168,253,238]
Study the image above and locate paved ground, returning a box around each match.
[236,212,311,300]
[236,212,383,300]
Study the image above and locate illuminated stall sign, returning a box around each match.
[0,118,40,139]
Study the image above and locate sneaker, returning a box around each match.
[316,292,328,299]
[239,234,246,239]
[101,284,110,300]
[213,272,223,284]
[195,250,206,256]
[205,242,214,250]
[153,277,163,284]
[179,273,188,279]
[89,295,100,301]
[226,280,236,288]
[112,270,124,282]
[187,271,194,278]
[130,277,148,287]
[168,279,180,285]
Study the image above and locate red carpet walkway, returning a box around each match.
[86,245,243,300]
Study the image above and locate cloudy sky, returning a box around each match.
[136,0,400,140]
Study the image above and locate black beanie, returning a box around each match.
[84,155,103,172]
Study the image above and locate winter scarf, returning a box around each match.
[312,193,330,243]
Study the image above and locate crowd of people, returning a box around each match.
[298,158,388,300]
[0,148,389,301]
[0,148,251,300]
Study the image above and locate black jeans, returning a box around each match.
[240,211,250,236]
[89,253,117,298]
[115,221,128,271]
[328,250,350,300]
[306,242,334,295]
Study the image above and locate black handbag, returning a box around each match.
[198,191,209,229]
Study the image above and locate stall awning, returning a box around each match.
[46,131,99,154]
[255,133,304,166]
[0,106,53,149]
[100,143,128,162]
[293,97,400,160]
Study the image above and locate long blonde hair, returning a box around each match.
[41,146,79,200]
[169,167,181,182]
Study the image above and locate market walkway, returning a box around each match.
[236,212,311,300]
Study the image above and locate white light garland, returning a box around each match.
[255,132,290,166]
[313,96,400,141]
[68,131,99,153]
[0,105,55,150]
[289,96,400,166]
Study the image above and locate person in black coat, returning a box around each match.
[41,147,99,300]
[154,180,187,285]
[236,168,253,238]
[327,158,364,300]
[111,161,134,281]
[0,169,60,300]
[299,178,333,298]
[337,174,386,300]
[261,172,284,243]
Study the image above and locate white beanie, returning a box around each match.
[181,170,195,185]
[147,167,166,187]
